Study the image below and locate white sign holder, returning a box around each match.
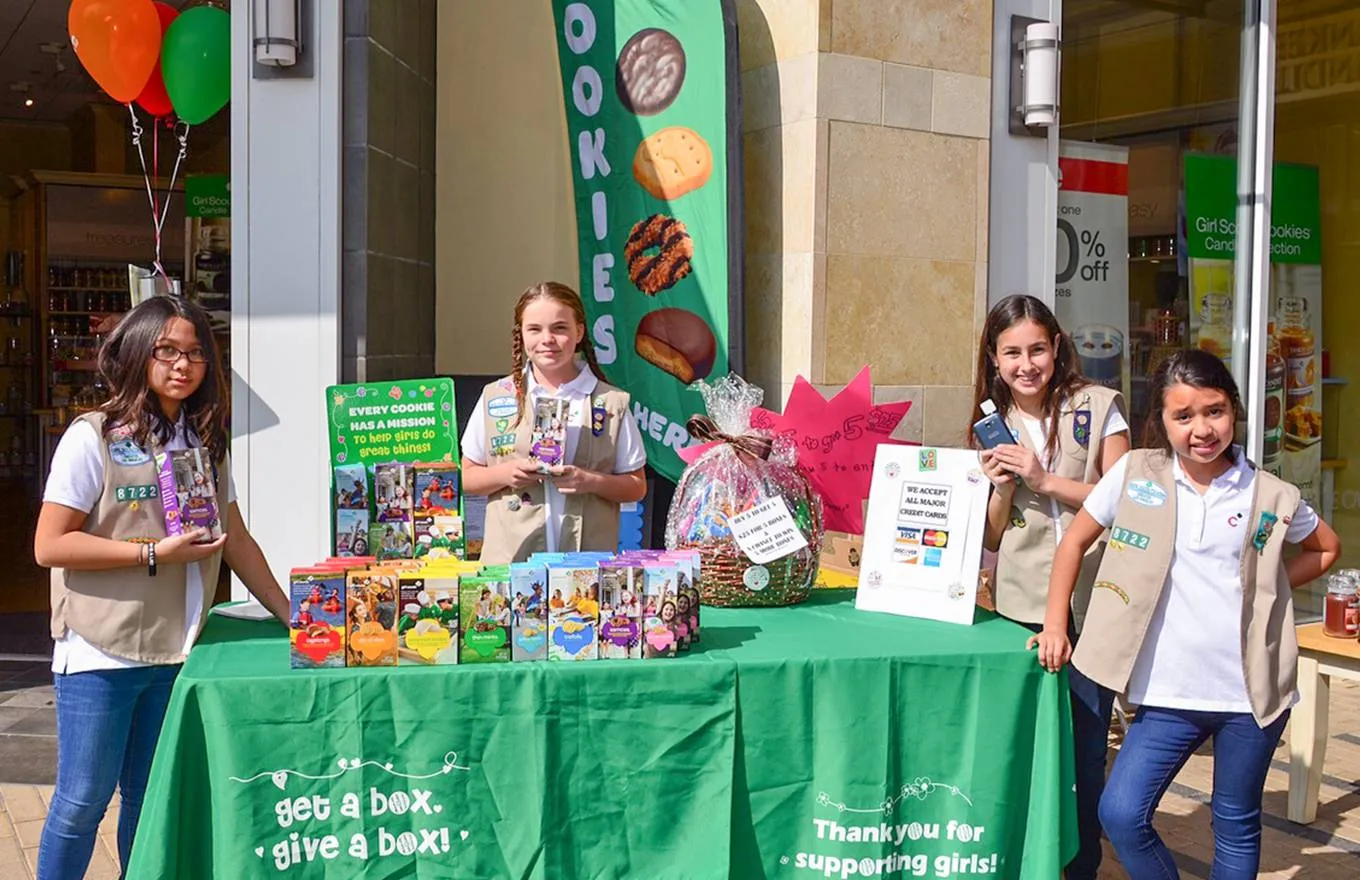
[855,446,990,626]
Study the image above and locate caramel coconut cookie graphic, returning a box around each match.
[635,308,717,384]
[615,28,686,116]
[633,127,713,201]
[625,213,694,295]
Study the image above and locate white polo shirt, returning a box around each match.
[463,366,647,552]
[1018,403,1129,547]
[44,417,237,674]
[1083,448,1317,712]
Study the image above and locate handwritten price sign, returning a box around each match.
[681,367,913,534]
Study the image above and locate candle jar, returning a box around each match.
[1323,574,1358,638]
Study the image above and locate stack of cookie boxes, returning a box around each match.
[286,550,701,669]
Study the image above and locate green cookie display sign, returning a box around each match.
[550,0,743,482]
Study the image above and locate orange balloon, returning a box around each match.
[69,0,163,104]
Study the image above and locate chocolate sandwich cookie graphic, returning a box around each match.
[616,28,686,116]
[625,213,694,295]
[634,308,716,384]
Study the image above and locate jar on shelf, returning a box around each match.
[1323,573,1359,638]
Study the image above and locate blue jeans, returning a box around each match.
[1099,705,1289,879]
[37,664,180,880]
[1008,618,1113,880]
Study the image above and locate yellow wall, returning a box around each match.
[434,0,577,376]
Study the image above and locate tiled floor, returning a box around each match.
[0,658,1356,879]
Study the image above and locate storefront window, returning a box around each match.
[1059,0,1249,444]
[1059,0,1346,611]
[1271,0,1360,583]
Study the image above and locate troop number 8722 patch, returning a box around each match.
[115,484,159,503]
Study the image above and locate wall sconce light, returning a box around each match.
[1009,17,1060,136]
[253,0,313,79]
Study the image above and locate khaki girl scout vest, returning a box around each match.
[994,385,1124,629]
[49,412,228,664]
[477,376,630,564]
[1072,449,1302,727]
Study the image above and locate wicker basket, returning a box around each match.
[671,466,824,608]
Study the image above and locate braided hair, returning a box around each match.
[511,282,608,426]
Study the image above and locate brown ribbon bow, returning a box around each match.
[687,415,773,461]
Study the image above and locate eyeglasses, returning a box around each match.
[151,344,209,365]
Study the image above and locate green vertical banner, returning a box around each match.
[1184,154,1323,505]
[550,0,743,482]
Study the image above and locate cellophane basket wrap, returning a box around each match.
[664,375,824,607]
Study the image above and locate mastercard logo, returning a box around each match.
[923,530,948,548]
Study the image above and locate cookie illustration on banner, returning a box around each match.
[615,28,686,116]
[633,127,713,201]
[625,213,694,294]
[634,308,717,384]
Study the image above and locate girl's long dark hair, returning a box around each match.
[970,294,1086,463]
[97,295,229,463]
[1143,349,1242,464]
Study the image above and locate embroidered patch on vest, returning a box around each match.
[507,497,521,511]
[1109,526,1150,551]
[490,434,516,457]
[1126,479,1167,507]
[108,438,153,467]
[1094,581,1130,604]
[487,396,518,419]
[497,377,514,392]
[108,424,133,442]
[591,397,607,437]
[1073,410,1091,448]
[115,484,159,503]
[1009,506,1026,529]
[1253,511,1278,554]
[919,449,938,471]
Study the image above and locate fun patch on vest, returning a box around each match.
[108,438,153,466]
[486,396,518,420]
[1072,409,1091,448]
[1125,479,1168,507]
[1253,512,1278,554]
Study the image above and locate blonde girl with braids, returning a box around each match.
[462,282,647,563]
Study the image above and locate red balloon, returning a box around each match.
[133,2,178,117]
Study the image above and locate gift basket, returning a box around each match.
[666,375,824,607]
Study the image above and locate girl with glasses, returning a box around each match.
[32,295,289,878]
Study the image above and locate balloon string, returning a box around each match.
[128,106,192,285]
[152,123,161,274]
[128,103,166,281]
[155,123,191,282]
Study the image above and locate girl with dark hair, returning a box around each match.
[1033,349,1340,877]
[33,295,289,878]
[462,282,647,563]
[970,294,1131,880]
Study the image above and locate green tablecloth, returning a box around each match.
[128,591,1076,879]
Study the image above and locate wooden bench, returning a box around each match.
[1288,623,1360,824]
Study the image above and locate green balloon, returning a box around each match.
[161,6,231,125]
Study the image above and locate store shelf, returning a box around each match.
[49,310,123,317]
[1322,459,1348,471]
[1322,377,1348,387]
[50,361,97,372]
[46,286,125,292]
